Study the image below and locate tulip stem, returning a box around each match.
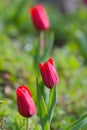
[39,31,44,55]
[26,118,29,130]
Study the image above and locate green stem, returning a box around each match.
[39,31,44,56]
[42,121,50,130]
[26,118,29,130]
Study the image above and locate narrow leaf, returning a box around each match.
[36,79,50,130]
[36,79,48,122]
[40,32,54,62]
[65,113,87,130]
[48,86,56,122]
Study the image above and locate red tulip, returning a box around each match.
[16,86,36,118]
[39,58,59,89]
[29,4,50,31]
[83,0,87,5]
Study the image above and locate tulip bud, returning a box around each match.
[39,58,59,89]
[16,86,36,118]
[29,4,50,31]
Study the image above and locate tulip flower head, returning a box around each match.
[29,4,50,31]
[83,0,87,5]
[16,86,36,118]
[39,58,59,89]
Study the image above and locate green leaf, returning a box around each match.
[81,123,87,130]
[33,38,40,64]
[40,32,54,62]
[36,79,48,122]
[65,113,87,130]
[34,125,41,130]
[48,86,56,122]
[75,31,87,60]
[36,79,50,130]
[38,82,50,105]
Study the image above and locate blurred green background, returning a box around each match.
[0,0,87,130]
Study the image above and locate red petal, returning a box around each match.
[29,4,50,30]
[48,58,54,65]
[44,62,59,88]
[16,86,36,117]
[17,86,32,97]
[38,63,50,87]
